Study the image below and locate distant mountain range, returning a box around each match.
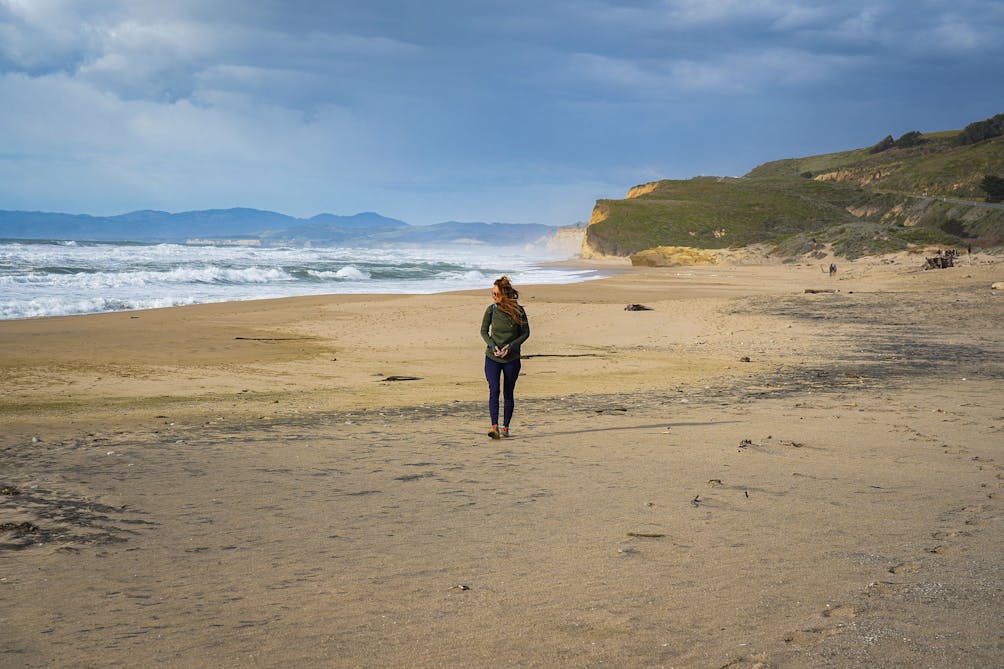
[0,208,560,248]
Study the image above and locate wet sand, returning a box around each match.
[2,253,1002,668]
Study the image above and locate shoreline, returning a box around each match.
[2,254,1002,667]
[2,253,1001,434]
[0,242,605,323]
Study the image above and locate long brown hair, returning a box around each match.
[493,276,524,324]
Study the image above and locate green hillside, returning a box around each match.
[585,114,1004,259]
[586,177,871,256]
[748,129,1004,200]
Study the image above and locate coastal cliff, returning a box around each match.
[580,115,1004,261]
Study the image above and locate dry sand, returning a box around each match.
[1,252,1002,668]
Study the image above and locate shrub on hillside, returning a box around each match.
[980,174,1004,203]
[894,131,926,148]
[955,114,1004,145]
[869,135,896,154]
[869,130,927,154]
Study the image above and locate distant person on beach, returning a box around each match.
[480,276,530,439]
[829,263,837,276]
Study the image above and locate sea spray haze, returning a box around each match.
[0,240,596,320]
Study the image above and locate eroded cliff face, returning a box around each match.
[580,201,613,258]
[625,182,660,199]
[582,181,667,257]
[629,244,776,266]
[588,202,610,225]
[814,167,986,199]
[814,167,898,187]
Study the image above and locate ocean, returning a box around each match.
[0,239,596,320]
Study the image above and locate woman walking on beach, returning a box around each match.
[481,276,530,439]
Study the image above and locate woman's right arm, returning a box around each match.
[480,306,494,346]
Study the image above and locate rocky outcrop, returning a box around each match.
[629,246,718,266]
[814,166,899,187]
[628,245,776,267]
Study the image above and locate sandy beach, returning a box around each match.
[2,253,1002,668]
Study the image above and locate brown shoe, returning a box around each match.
[488,426,500,439]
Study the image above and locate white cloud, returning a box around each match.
[0,1,421,107]
[0,65,399,216]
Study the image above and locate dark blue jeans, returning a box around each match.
[485,357,521,427]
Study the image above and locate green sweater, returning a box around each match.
[481,304,530,363]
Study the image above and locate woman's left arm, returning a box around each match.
[510,308,530,347]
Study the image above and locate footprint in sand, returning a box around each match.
[964,517,991,527]
[925,544,966,556]
[866,581,909,597]
[821,603,857,619]
[719,653,771,669]
[783,627,838,647]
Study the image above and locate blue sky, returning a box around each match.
[2,1,1003,226]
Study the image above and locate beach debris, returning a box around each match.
[0,521,39,535]
[624,304,653,311]
[691,495,701,507]
[924,250,957,270]
[707,479,723,487]
[626,532,666,538]
[379,375,422,382]
[616,546,639,554]
[992,282,1004,290]
[739,439,753,450]
[804,288,838,294]
[1,486,21,496]
[31,436,41,443]
[739,356,751,362]
[450,584,471,591]
[745,490,750,498]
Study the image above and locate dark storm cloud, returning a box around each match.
[0,1,1001,223]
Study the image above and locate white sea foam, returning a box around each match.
[0,266,294,288]
[0,240,597,319]
[0,295,203,320]
[306,266,371,280]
